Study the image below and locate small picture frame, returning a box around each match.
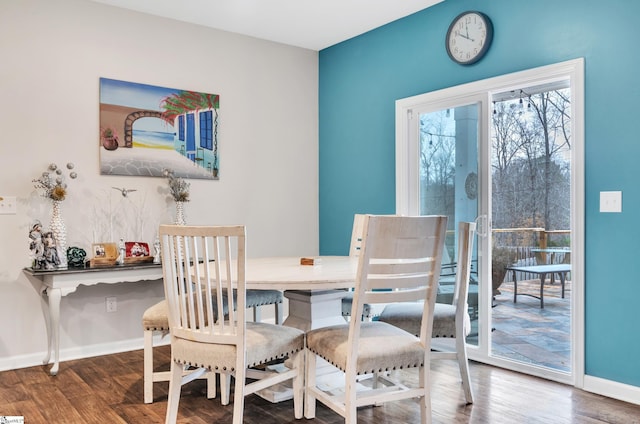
[124,241,154,264]
[89,242,118,267]
[92,243,117,260]
[125,241,150,257]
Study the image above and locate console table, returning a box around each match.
[23,263,163,375]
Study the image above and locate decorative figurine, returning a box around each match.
[29,220,45,269]
[153,237,161,264]
[42,231,61,270]
[66,246,87,268]
[112,187,137,197]
[116,237,125,265]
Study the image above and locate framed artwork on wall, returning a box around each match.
[99,77,220,180]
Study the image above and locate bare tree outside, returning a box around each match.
[491,88,571,247]
[419,109,456,219]
[418,87,571,248]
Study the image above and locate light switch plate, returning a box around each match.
[0,196,17,214]
[600,191,622,213]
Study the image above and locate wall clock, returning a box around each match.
[446,11,493,65]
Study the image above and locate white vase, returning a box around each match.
[50,200,68,268]
[175,201,186,225]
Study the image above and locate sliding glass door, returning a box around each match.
[395,60,584,385]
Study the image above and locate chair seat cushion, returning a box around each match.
[246,289,283,308]
[306,321,425,374]
[341,292,372,318]
[142,300,169,331]
[377,302,471,338]
[172,322,304,371]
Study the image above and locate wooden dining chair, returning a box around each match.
[160,224,305,424]
[379,221,477,404]
[142,282,283,404]
[304,214,447,424]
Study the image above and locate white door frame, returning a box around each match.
[395,58,585,387]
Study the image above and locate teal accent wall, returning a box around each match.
[319,0,640,387]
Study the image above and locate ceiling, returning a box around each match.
[89,0,443,51]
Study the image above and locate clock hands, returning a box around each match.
[456,30,474,42]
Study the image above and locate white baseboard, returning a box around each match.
[0,334,170,372]
[583,375,640,406]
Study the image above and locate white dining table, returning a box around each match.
[197,255,359,402]
[199,256,359,331]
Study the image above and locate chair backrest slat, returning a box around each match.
[160,224,246,346]
[349,215,448,347]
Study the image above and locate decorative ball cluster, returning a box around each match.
[33,163,78,201]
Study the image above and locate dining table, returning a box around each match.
[198,255,359,331]
[197,255,359,402]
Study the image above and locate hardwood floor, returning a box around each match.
[1,345,639,423]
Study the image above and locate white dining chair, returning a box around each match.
[379,221,477,404]
[160,224,305,424]
[142,286,283,404]
[304,214,447,424]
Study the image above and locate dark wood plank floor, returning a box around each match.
[1,345,639,423]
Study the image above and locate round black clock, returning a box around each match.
[446,11,493,65]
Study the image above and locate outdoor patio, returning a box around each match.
[478,276,571,372]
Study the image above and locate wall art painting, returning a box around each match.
[99,77,220,180]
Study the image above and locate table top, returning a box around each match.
[506,263,571,273]
[23,262,162,277]
[198,256,358,291]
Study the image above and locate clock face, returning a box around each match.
[446,11,493,65]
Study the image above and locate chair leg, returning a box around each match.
[232,370,246,424]
[304,349,317,419]
[206,370,216,399]
[343,367,359,424]
[275,302,283,325]
[419,364,431,424]
[291,350,305,419]
[456,335,474,404]
[143,329,154,404]
[220,373,231,405]
[165,360,184,424]
[252,305,261,322]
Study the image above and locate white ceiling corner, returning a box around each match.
[87,0,443,50]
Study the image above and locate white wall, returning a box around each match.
[0,0,318,370]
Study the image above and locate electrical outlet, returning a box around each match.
[0,196,17,215]
[106,296,117,313]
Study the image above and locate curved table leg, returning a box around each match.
[39,285,52,367]
[46,287,62,375]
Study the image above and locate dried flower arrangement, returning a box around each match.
[163,168,190,202]
[33,163,78,201]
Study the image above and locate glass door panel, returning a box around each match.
[489,83,572,374]
[418,105,480,346]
